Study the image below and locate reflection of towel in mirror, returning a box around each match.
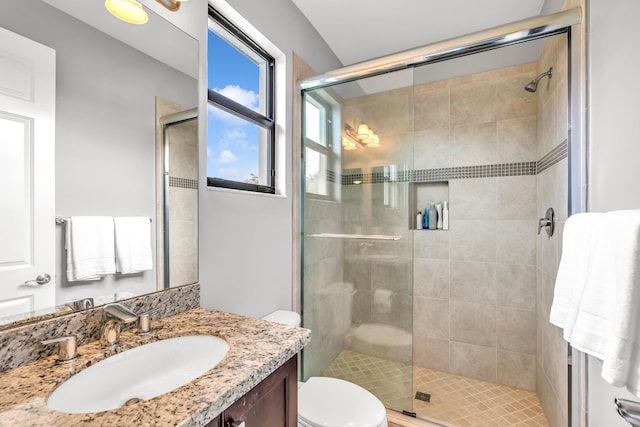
[550,210,640,397]
[66,216,116,282]
[114,217,153,274]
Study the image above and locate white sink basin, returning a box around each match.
[47,335,229,414]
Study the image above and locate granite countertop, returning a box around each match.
[0,307,310,426]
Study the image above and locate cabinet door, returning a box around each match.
[223,356,297,427]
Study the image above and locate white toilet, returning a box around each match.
[262,310,388,427]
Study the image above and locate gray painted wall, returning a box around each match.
[197,0,342,317]
[586,0,640,425]
[1,1,197,305]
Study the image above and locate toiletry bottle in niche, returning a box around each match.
[428,202,437,230]
[416,211,423,230]
[443,201,449,230]
[436,203,443,229]
[423,207,428,229]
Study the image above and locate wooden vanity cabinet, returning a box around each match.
[205,356,298,427]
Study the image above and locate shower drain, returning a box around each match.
[415,391,431,402]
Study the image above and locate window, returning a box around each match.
[304,94,337,198]
[207,7,275,193]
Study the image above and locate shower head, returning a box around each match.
[524,67,553,92]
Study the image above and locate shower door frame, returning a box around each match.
[159,108,198,290]
[298,5,588,426]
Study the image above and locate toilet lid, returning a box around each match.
[299,377,386,427]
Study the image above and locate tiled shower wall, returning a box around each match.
[411,64,540,390]
[535,33,570,427]
[342,63,541,390]
[302,197,345,378]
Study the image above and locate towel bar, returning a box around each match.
[55,216,152,224]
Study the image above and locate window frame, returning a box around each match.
[303,93,335,200]
[207,6,276,194]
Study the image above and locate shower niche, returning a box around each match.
[411,181,449,230]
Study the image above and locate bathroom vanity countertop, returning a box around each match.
[0,307,310,426]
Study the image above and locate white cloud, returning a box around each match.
[215,85,258,110]
[217,149,238,164]
[208,85,259,126]
[219,167,238,176]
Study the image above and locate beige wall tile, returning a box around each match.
[449,178,496,220]
[450,261,496,304]
[496,74,538,120]
[497,176,537,220]
[497,263,536,310]
[414,258,450,299]
[414,87,450,131]
[414,297,450,340]
[497,308,536,354]
[450,122,497,166]
[496,220,536,265]
[414,229,450,259]
[451,81,496,125]
[450,341,497,383]
[449,220,496,262]
[413,336,450,372]
[497,116,537,163]
[497,350,536,391]
[413,128,451,169]
[450,300,497,347]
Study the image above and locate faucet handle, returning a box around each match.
[137,307,161,335]
[41,335,79,364]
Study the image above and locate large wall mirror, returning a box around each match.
[0,0,199,326]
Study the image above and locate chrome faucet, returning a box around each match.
[41,335,79,364]
[100,303,138,347]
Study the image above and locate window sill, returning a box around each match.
[205,185,287,199]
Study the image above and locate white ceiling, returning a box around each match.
[290,0,547,66]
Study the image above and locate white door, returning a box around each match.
[0,26,56,320]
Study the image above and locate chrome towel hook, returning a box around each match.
[538,207,555,237]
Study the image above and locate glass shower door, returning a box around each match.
[302,71,414,413]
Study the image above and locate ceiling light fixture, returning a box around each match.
[344,123,381,150]
[105,0,148,25]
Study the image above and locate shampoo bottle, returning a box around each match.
[416,211,423,230]
[423,208,428,229]
[428,202,437,230]
[443,201,449,230]
[436,203,443,229]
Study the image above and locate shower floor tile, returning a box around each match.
[323,350,549,427]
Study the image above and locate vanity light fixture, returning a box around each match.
[104,0,149,25]
[343,123,381,150]
[155,0,188,12]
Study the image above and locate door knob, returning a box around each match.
[23,273,51,286]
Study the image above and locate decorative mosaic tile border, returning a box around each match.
[340,140,568,185]
[169,176,198,189]
[537,139,568,174]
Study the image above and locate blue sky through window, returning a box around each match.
[207,30,261,183]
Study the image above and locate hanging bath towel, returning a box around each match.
[114,216,153,274]
[65,216,116,282]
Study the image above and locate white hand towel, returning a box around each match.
[551,210,640,398]
[65,216,116,282]
[549,212,602,330]
[114,217,153,274]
